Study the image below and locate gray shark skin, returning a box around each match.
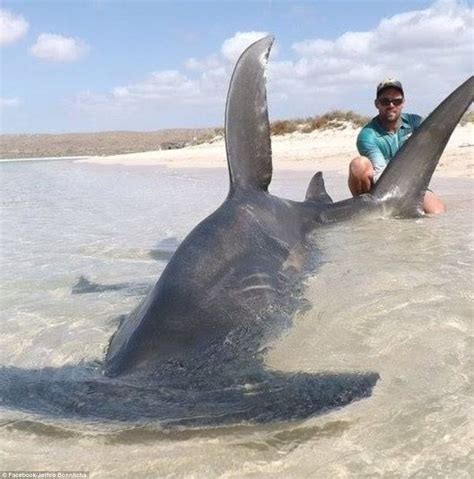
[104,37,473,379]
[1,37,472,428]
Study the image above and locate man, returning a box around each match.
[348,79,446,214]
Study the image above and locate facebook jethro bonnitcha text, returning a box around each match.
[2,473,88,479]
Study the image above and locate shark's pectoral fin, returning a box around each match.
[225,36,274,194]
[305,171,333,203]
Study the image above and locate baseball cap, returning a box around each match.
[376,78,404,97]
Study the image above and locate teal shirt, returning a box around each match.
[357,113,423,180]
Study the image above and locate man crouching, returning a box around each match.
[348,78,446,214]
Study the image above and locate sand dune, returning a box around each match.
[80,123,474,179]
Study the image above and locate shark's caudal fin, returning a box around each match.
[225,36,274,194]
[373,76,474,216]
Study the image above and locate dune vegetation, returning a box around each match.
[1,110,472,160]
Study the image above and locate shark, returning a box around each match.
[1,36,472,428]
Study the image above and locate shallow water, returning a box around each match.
[0,160,472,477]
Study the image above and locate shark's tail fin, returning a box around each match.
[372,76,474,216]
[225,36,274,194]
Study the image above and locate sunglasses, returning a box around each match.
[379,97,404,107]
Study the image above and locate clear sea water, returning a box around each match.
[0,159,472,478]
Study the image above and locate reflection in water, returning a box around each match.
[149,236,180,261]
[71,275,152,296]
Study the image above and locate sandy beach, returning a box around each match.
[79,123,474,179]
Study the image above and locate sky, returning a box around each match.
[0,0,472,134]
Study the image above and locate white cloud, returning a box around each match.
[74,69,208,121]
[30,33,89,62]
[292,1,472,65]
[375,3,472,50]
[185,55,220,71]
[221,31,270,62]
[0,9,29,46]
[74,30,271,116]
[284,0,473,112]
[336,31,374,57]
[0,96,20,108]
[111,70,200,103]
[73,1,473,126]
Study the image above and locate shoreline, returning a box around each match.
[0,155,91,163]
[76,123,474,179]
[1,123,472,180]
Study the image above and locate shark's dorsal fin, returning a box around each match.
[305,171,333,203]
[225,36,274,194]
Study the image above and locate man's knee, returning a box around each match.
[349,156,373,177]
[348,156,373,196]
[424,191,446,214]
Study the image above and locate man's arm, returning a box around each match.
[356,133,387,182]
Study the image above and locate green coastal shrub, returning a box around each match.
[270,110,370,136]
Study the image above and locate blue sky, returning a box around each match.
[1,0,472,134]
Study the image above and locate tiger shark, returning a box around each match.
[0,36,472,427]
